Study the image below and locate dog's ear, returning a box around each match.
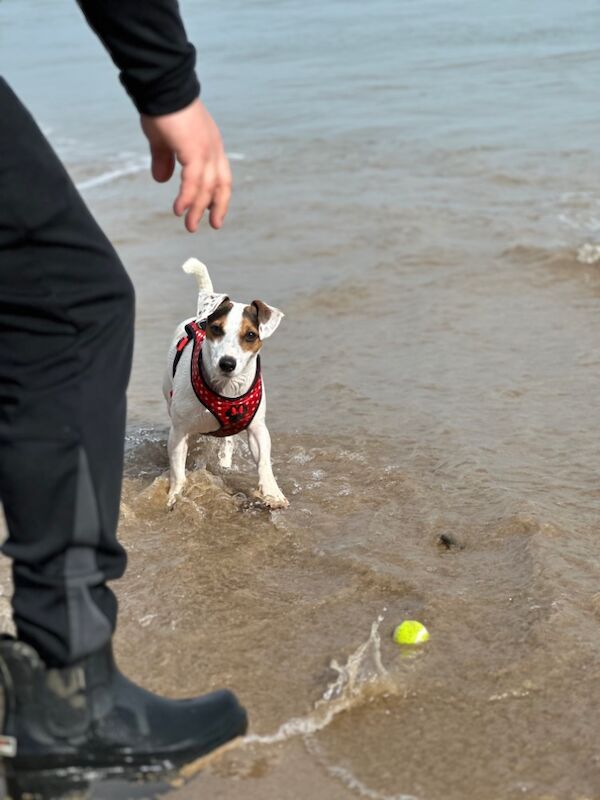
[197,292,229,321]
[252,300,284,339]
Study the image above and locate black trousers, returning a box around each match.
[0,79,134,666]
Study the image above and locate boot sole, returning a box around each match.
[2,728,248,800]
[3,706,248,776]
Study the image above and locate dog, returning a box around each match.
[162,258,288,510]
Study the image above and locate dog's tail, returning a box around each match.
[182,258,214,293]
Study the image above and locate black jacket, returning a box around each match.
[77,0,199,116]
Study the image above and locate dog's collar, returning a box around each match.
[172,320,262,438]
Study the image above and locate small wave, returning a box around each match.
[502,244,553,264]
[241,618,415,800]
[245,615,397,746]
[557,191,600,235]
[557,212,600,233]
[306,739,418,800]
[502,243,583,269]
[76,152,245,192]
[76,157,149,191]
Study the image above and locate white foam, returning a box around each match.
[576,242,600,264]
[289,450,315,464]
[227,151,246,161]
[339,450,368,464]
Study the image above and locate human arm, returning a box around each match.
[76,0,231,230]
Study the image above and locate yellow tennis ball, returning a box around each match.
[393,620,430,645]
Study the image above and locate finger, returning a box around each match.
[149,144,175,183]
[208,158,232,229]
[185,185,215,233]
[173,161,205,217]
[182,162,217,231]
[208,182,232,229]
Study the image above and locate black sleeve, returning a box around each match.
[76,0,200,116]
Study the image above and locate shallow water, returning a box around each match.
[1,0,600,798]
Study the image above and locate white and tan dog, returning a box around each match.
[163,258,288,510]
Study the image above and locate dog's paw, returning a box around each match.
[257,490,289,510]
[166,491,180,510]
[268,495,289,509]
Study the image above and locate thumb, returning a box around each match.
[149,142,175,183]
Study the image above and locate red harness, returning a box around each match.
[172,320,262,438]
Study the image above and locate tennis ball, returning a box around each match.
[393,620,430,645]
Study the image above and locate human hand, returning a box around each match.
[140,99,232,232]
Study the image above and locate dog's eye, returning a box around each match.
[210,324,224,336]
[245,331,258,342]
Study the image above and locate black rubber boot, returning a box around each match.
[0,636,248,773]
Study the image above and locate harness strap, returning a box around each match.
[172,321,205,378]
[170,319,263,438]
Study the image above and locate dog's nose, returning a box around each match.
[219,356,237,373]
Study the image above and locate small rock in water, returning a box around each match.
[437,533,463,550]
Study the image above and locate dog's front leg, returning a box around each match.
[167,426,189,508]
[247,421,288,509]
